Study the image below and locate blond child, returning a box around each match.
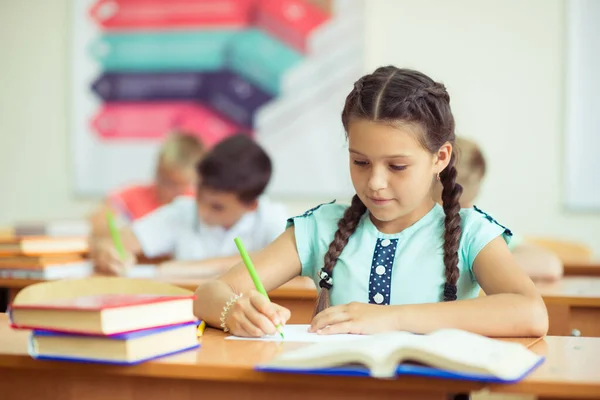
[89,132,205,237]
[434,137,563,281]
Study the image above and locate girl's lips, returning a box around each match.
[368,197,393,206]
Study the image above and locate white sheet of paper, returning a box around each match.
[124,265,158,279]
[225,324,368,342]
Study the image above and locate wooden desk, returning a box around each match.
[564,260,600,277]
[0,313,527,400]
[1,314,598,400]
[488,336,600,399]
[5,275,600,336]
[536,276,600,337]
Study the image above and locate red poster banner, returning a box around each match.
[255,0,329,52]
[89,0,257,30]
[91,102,247,147]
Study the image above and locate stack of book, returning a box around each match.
[0,227,91,280]
[9,292,199,364]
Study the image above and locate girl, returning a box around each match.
[193,66,548,338]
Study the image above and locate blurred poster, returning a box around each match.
[72,0,364,198]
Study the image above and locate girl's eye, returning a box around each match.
[390,165,407,171]
[353,160,369,167]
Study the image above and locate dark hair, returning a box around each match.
[314,66,463,315]
[196,134,272,203]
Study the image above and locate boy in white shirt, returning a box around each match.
[93,134,288,276]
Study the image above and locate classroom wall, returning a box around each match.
[1,0,599,255]
[365,0,600,255]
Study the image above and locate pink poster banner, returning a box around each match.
[255,0,329,53]
[89,0,257,30]
[90,102,247,147]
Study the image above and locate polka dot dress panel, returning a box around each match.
[368,238,398,305]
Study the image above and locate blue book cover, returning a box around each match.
[30,321,200,365]
[32,320,198,339]
[256,357,545,384]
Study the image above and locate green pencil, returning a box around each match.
[234,237,284,339]
[106,210,126,261]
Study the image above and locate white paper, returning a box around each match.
[225,324,368,343]
[124,264,158,279]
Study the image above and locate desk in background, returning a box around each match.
[536,276,600,337]
[564,260,600,277]
[3,275,600,336]
[0,275,319,324]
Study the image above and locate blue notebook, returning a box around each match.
[256,329,545,383]
[30,321,200,365]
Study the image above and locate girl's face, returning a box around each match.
[347,119,451,233]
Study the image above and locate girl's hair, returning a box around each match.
[314,66,463,316]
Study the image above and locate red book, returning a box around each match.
[10,293,196,335]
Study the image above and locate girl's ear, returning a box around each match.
[434,142,453,174]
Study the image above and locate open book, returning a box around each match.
[258,329,544,383]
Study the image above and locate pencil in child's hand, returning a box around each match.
[234,237,284,339]
[106,210,126,261]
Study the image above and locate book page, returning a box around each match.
[262,329,543,381]
[225,324,370,343]
[419,329,543,380]
[261,330,419,374]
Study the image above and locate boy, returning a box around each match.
[93,134,288,275]
[89,132,205,237]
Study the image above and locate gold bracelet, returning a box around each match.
[220,293,243,333]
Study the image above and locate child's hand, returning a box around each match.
[225,290,291,337]
[91,239,137,276]
[308,302,397,335]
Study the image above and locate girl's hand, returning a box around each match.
[309,302,398,335]
[225,290,291,337]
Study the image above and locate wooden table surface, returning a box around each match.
[564,260,600,277]
[0,314,520,400]
[2,313,600,399]
[536,277,600,307]
[4,274,600,337]
[535,276,600,337]
[487,336,600,399]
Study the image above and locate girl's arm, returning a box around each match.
[193,227,302,331]
[312,236,549,337]
[392,236,548,337]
